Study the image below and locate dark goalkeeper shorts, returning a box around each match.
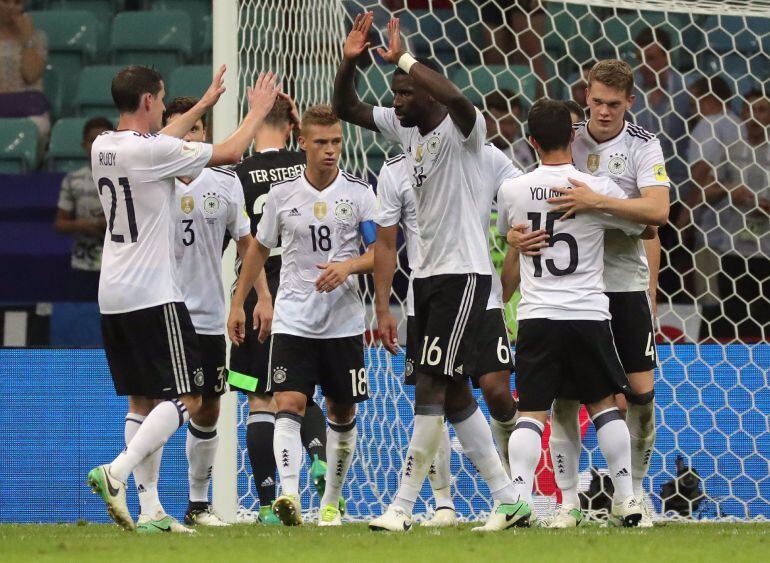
[228,272,280,395]
[607,291,658,374]
[267,333,369,404]
[101,302,203,399]
[514,318,630,412]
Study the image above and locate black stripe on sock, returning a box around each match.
[189,424,217,440]
[125,415,144,425]
[446,402,478,424]
[329,418,356,433]
[515,420,544,437]
[275,410,304,424]
[171,399,186,428]
[592,408,624,431]
[415,404,444,416]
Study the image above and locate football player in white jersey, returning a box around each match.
[498,99,654,528]
[160,96,265,527]
[510,61,670,527]
[334,13,518,532]
[87,65,280,532]
[375,143,521,527]
[228,105,377,527]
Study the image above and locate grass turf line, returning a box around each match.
[1,523,768,563]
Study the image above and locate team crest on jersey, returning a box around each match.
[405,359,414,378]
[314,201,327,220]
[203,193,220,214]
[334,199,354,221]
[426,135,441,155]
[180,195,194,214]
[608,154,627,175]
[587,154,600,173]
[272,366,287,384]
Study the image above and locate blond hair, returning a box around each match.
[300,104,339,133]
[588,59,635,97]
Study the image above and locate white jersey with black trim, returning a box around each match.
[497,164,646,321]
[257,169,377,339]
[91,130,213,314]
[571,120,670,292]
[174,167,251,335]
[376,145,522,315]
[373,106,492,278]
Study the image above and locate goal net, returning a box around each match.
[230,0,770,522]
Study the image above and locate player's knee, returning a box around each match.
[628,389,655,406]
[326,401,355,424]
[479,373,515,419]
[414,371,447,407]
[192,397,220,426]
[273,391,306,415]
[179,393,203,416]
[248,392,275,413]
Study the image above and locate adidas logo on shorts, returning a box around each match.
[454,364,464,375]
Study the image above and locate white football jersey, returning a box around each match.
[174,167,251,335]
[497,164,645,321]
[373,106,492,278]
[377,145,522,315]
[257,169,377,338]
[91,131,213,314]
[571,120,670,292]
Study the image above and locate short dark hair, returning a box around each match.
[83,116,113,139]
[300,104,339,133]
[588,59,635,97]
[691,76,732,101]
[485,89,523,114]
[562,100,585,121]
[527,98,573,152]
[635,27,672,52]
[264,96,292,128]
[111,65,164,113]
[394,56,442,76]
[163,96,205,127]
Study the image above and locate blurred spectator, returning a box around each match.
[53,117,113,302]
[384,0,452,8]
[709,91,770,340]
[479,1,548,96]
[684,76,744,321]
[484,90,536,172]
[0,0,49,159]
[632,27,690,188]
[563,99,585,123]
[570,60,594,109]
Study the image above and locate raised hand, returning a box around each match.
[247,72,281,120]
[199,64,226,110]
[278,92,301,133]
[343,12,374,60]
[376,18,405,64]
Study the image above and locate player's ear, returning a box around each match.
[627,93,636,109]
[528,135,538,151]
[298,135,307,151]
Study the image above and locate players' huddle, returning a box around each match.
[86,11,669,533]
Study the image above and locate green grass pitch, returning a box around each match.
[1,522,768,563]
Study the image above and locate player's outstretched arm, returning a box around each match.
[501,246,521,304]
[547,179,669,226]
[160,65,227,139]
[374,224,399,355]
[209,72,281,166]
[333,11,378,131]
[377,18,477,137]
[228,239,270,345]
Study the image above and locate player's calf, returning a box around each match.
[478,370,517,474]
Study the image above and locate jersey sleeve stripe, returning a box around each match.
[341,171,370,188]
[384,153,406,166]
[211,166,236,177]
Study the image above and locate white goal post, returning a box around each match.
[214,0,770,522]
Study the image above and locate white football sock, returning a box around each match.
[320,417,357,509]
[273,412,303,497]
[125,413,164,516]
[428,423,455,511]
[490,413,517,477]
[507,417,545,506]
[392,412,444,515]
[111,399,188,484]
[593,408,634,502]
[186,421,219,503]
[450,404,515,504]
[549,399,582,508]
[626,400,656,497]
